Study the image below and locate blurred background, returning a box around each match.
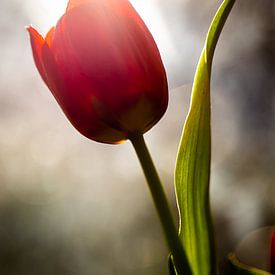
[0,0,275,274]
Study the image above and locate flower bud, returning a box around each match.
[27,0,168,144]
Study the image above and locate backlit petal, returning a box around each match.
[66,0,92,12]
[45,27,55,48]
[53,2,167,132]
[41,36,127,143]
[28,0,168,143]
[27,26,48,83]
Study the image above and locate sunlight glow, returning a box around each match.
[27,0,67,35]
[130,0,175,62]
[27,0,173,61]
[26,0,180,85]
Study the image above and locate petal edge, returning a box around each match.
[27,26,48,83]
[66,0,92,12]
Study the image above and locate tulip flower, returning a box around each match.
[271,230,275,273]
[27,0,168,144]
[27,1,190,273]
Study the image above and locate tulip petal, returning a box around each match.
[27,26,48,84]
[45,27,55,48]
[54,2,167,125]
[40,37,127,143]
[28,0,167,143]
[66,0,92,12]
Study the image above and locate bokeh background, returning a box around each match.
[0,0,275,274]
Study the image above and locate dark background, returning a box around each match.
[0,0,274,274]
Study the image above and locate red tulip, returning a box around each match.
[27,0,168,144]
[271,229,275,273]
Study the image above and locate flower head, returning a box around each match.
[27,0,168,144]
[271,229,275,273]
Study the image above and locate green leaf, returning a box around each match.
[174,0,235,274]
[168,254,177,275]
[228,253,272,275]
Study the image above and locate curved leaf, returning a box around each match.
[168,254,177,275]
[228,254,272,275]
[174,0,235,274]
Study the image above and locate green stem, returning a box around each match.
[130,133,191,275]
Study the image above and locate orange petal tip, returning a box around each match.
[66,0,92,12]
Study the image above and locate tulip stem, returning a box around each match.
[130,133,191,275]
